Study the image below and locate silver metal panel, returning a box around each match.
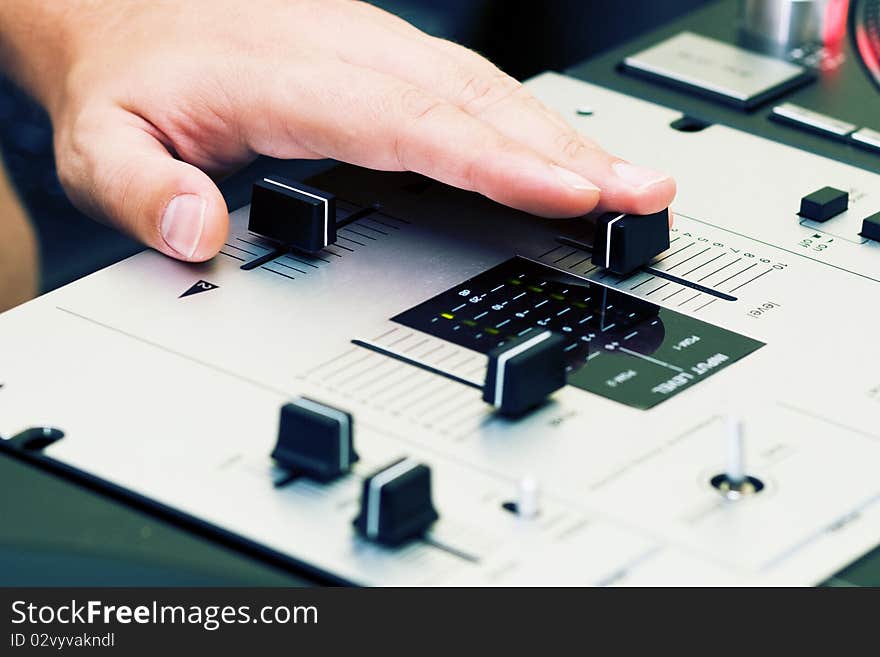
[624,31,807,102]
[772,102,857,136]
[2,72,880,585]
[852,127,880,150]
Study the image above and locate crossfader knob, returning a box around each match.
[249,177,336,252]
[590,209,670,276]
[353,458,439,547]
[271,397,358,481]
[483,330,567,417]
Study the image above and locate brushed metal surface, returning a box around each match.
[2,73,880,585]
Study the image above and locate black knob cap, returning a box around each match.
[799,186,848,222]
[353,458,439,546]
[861,211,880,241]
[590,208,670,275]
[483,330,566,417]
[271,397,357,481]
[248,177,336,252]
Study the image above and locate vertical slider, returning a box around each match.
[590,209,670,275]
[271,397,358,482]
[248,176,336,253]
[353,458,439,546]
[482,330,567,417]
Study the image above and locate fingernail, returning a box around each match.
[551,164,600,192]
[612,161,671,189]
[161,194,206,259]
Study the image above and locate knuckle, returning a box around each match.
[456,151,480,192]
[397,86,443,122]
[55,108,144,227]
[393,89,448,170]
[554,129,589,161]
[456,69,522,114]
[459,134,515,194]
[54,111,101,206]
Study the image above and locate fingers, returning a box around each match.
[461,83,678,216]
[56,111,228,261]
[432,43,677,214]
[342,23,676,215]
[251,64,602,217]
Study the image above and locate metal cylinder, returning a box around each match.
[738,0,849,50]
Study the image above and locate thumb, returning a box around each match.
[58,119,228,261]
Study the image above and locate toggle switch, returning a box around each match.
[590,209,670,276]
[353,458,439,546]
[271,397,357,481]
[483,330,567,417]
[515,475,540,518]
[710,415,765,500]
[248,177,336,252]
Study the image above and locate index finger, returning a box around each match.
[346,29,677,216]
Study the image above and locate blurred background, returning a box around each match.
[0,0,709,294]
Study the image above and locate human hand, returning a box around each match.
[4,0,676,261]
[0,161,38,310]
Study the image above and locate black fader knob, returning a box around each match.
[353,458,439,547]
[248,177,336,252]
[799,186,848,222]
[483,330,567,417]
[271,397,358,481]
[590,208,670,276]
[861,211,880,241]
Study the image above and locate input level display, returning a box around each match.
[392,257,764,409]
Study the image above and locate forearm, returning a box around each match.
[0,161,38,311]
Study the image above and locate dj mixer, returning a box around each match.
[3,14,880,585]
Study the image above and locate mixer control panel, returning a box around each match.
[2,73,880,586]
